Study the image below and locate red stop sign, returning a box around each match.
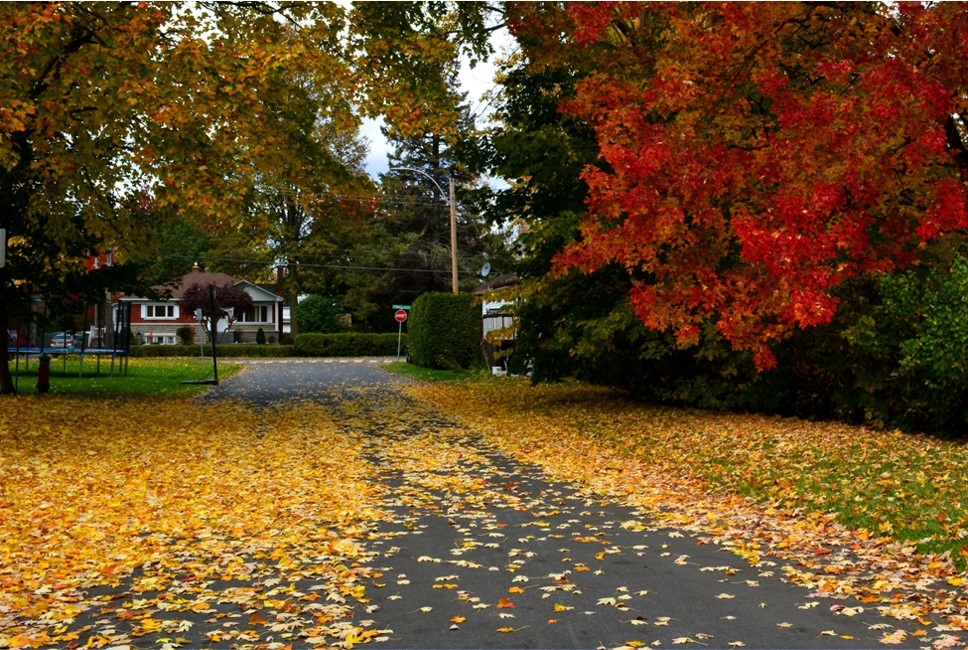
[394,309,408,323]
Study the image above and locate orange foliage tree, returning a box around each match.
[552,2,968,370]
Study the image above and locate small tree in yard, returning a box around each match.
[176,325,194,345]
[181,283,253,344]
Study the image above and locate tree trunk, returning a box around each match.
[0,271,15,395]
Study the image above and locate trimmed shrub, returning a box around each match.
[408,292,480,370]
[256,327,267,345]
[294,333,399,357]
[129,344,294,358]
[175,325,194,345]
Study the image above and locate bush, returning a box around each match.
[297,294,346,333]
[256,327,267,345]
[843,255,968,435]
[176,325,194,345]
[294,333,399,357]
[408,292,480,370]
[129,344,294,358]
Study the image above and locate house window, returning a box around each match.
[143,304,177,319]
[238,305,270,323]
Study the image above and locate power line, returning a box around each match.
[165,253,479,275]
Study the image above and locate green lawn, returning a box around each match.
[4,356,243,397]
[382,361,480,382]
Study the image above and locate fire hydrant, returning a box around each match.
[37,354,50,394]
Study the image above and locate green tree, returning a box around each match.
[296,293,347,334]
[204,47,375,337]
[0,2,357,393]
[344,84,507,330]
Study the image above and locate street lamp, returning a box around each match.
[390,167,458,294]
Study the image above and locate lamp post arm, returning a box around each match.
[389,166,445,199]
[389,166,459,294]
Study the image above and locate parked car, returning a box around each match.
[49,332,75,348]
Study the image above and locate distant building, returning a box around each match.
[117,264,284,344]
[473,273,519,372]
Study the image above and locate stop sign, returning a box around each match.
[394,309,408,323]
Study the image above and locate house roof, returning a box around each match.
[126,264,281,301]
[169,270,236,299]
[235,279,283,303]
[472,272,519,296]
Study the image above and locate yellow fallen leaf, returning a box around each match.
[880,630,908,645]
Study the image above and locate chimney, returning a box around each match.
[275,265,287,297]
[192,262,201,273]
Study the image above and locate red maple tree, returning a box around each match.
[552,2,968,369]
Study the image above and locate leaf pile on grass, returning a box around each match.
[402,379,968,626]
[0,396,385,648]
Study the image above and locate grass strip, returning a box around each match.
[3,357,243,397]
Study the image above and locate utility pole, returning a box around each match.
[448,176,457,294]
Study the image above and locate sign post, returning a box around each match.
[394,307,409,361]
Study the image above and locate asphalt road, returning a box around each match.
[201,359,931,649]
[196,357,410,406]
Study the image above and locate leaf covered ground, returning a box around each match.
[0,396,384,648]
[1,374,968,649]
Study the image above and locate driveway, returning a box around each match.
[199,359,929,648]
[196,357,408,406]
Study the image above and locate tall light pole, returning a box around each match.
[390,167,458,294]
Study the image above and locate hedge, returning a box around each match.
[408,292,480,370]
[293,332,399,357]
[129,344,295,358]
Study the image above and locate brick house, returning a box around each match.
[119,264,284,344]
